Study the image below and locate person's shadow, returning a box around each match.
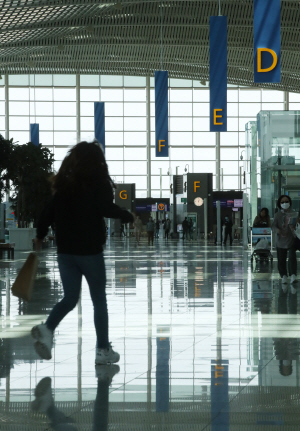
[31,366,120,430]
[273,288,300,376]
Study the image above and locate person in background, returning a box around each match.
[253,207,271,227]
[272,195,298,284]
[146,217,155,246]
[31,141,134,365]
[223,216,233,245]
[134,215,143,245]
[182,217,189,240]
[188,218,194,241]
[165,217,171,240]
[155,219,160,239]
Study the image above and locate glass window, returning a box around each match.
[9,87,30,100]
[0,88,4,100]
[80,88,99,101]
[0,102,5,115]
[9,101,29,115]
[9,75,29,86]
[193,103,209,116]
[105,102,123,116]
[53,75,76,86]
[80,75,100,87]
[169,78,192,88]
[35,88,53,101]
[227,90,238,102]
[124,76,146,87]
[170,117,192,132]
[170,132,192,146]
[151,161,171,173]
[239,103,261,117]
[194,161,216,174]
[124,161,147,175]
[261,103,284,111]
[124,132,147,146]
[227,117,239,132]
[53,88,76,101]
[54,102,76,116]
[289,93,300,102]
[223,176,239,190]
[220,148,239,160]
[54,131,77,146]
[35,102,53,116]
[10,131,30,144]
[101,89,123,102]
[239,118,256,130]
[193,118,210,132]
[170,89,192,102]
[193,89,209,102]
[239,89,261,102]
[124,176,147,188]
[0,117,5,132]
[39,132,53,146]
[193,147,216,160]
[124,147,147,160]
[107,161,124,175]
[124,117,146,131]
[220,132,239,146]
[81,117,94,130]
[124,103,146,117]
[124,89,146,102]
[262,90,284,102]
[170,103,192,117]
[9,116,29,130]
[106,147,124,160]
[106,117,123,131]
[289,103,300,110]
[54,117,76,131]
[171,147,193,160]
[31,75,53,86]
[193,132,215,146]
[101,75,123,87]
[35,116,53,130]
[228,103,238,117]
[106,132,123,146]
[220,161,239,175]
[54,147,70,161]
[80,102,94,116]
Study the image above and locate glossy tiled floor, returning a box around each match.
[1,237,300,430]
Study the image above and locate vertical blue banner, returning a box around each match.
[209,16,227,132]
[211,359,229,431]
[94,102,105,153]
[155,71,168,157]
[156,337,170,412]
[254,0,281,83]
[30,123,39,146]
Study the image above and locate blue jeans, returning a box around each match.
[46,253,109,349]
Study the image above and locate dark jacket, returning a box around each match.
[36,180,133,255]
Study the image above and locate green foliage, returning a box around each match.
[0,134,14,202]
[8,142,55,227]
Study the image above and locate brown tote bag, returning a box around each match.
[11,252,38,301]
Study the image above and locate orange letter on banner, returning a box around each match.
[257,48,278,72]
[214,109,223,125]
[159,140,165,152]
[120,190,127,199]
[194,181,200,192]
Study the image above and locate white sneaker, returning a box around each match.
[282,275,288,284]
[95,364,120,383]
[95,343,120,365]
[31,323,53,360]
[31,377,53,413]
[290,274,297,284]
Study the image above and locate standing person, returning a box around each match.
[155,219,160,239]
[31,141,134,364]
[188,218,194,241]
[134,215,143,245]
[272,195,298,284]
[182,217,189,240]
[253,208,271,227]
[165,218,171,240]
[146,217,155,245]
[223,216,233,245]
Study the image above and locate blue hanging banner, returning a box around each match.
[155,71,169,157]
[254,0,281,83]
[156,337,170,412]
[30,123,39,146]
[209,16,227,132]
[94,102,105,153]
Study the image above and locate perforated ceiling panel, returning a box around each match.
[0,0,299,92]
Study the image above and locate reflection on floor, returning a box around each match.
[0,238,299,430]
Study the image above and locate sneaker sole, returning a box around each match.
[34,341,52,360]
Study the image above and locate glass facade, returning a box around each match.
[0,75,294,198]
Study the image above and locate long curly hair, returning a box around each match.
[51,141,115,194]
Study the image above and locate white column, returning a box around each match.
[284,91,289,111]
[76,74,81,143]
[216,200,221,245]
[5,74,9,140]
[146,75,151,197]
[216,132,220,190]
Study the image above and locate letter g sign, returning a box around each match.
[120,190,127,199]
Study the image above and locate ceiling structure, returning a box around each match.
[0,0,299,92]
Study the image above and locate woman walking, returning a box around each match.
[272,195,298,284]
[31,141,133,364]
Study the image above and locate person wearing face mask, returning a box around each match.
[272,195,299,284]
